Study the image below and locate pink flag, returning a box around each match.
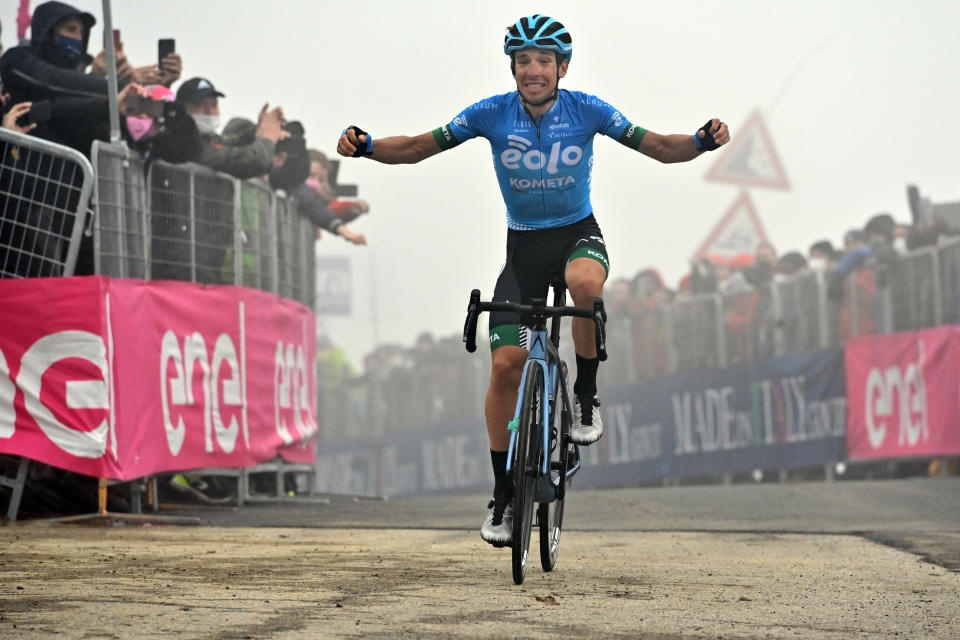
[17,0,31,41]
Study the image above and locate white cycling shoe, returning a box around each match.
[480,497,513,547]
[570,395,603,445]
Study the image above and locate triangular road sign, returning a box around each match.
[691,191,769,263]
[705,110,790,190]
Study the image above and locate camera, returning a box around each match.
[124,94,168,119]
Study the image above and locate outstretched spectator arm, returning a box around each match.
[89,50,136,85]
[328,199,370,224]
[196,138,275,179]
[295,183,366,245]
[193,106,287,180]
[131,52,183,87]
[337,129,441,164]
[1,48,124,100]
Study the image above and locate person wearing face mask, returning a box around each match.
[0,1,159,156]
[175,76,288,180]
[807,240,838,273]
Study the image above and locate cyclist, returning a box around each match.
[337,14,730,546]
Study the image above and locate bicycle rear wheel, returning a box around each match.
[539,386,569,572]
[512,365,543,585]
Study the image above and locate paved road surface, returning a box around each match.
[1,478,958,638]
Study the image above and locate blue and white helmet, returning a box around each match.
[503,14,572,62]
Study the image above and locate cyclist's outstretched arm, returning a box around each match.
[635,117,730,164]
[337,128,443,165]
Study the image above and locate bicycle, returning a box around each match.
[462,282,607,585]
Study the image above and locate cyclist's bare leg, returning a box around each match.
[565,257,607,357]
[485,345,527,450]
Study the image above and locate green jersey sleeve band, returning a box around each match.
[488,324,523,350]
[432,125,462,151]
[618,122,647,150]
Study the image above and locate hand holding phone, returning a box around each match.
[158,39,175,72]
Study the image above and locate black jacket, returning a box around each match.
[0,1,114,103]
[295,183,345,234]
[0,2,126,155]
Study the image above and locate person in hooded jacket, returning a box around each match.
[0,2,176,156]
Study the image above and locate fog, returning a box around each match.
[3,0,957,369]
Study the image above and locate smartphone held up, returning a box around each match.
[158,39,175,72]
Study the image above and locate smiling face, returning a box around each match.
[512,48,568,105]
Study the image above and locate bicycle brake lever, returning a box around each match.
[463,289,481,353]
[593,297,608,362]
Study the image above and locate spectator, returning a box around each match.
[808,239,838,272]
[89,42,181,89]
[0,2,176,155]
[124,84,202,164]
[863,213,898,271]
[908,216,954,251]
[717,254,754,294]
[1,81,149,277]
[306,149,336,201]
[690,256,718,294]
[744,241,776,288]
[605,277,631,313]
[308,149,371,224]
[841,228,866,256]
[296,151,368,245]
[220,116,309,191]
[177,76,287,179]
[776,251,808,279]
[630,268,671,308]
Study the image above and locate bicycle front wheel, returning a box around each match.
[512,365,544,585]
[539,389,569,572]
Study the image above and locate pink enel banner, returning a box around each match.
[0,276,317,480]
[846,325,960,460]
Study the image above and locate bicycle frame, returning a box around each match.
[462,285,604,501]
[505,325,581,499]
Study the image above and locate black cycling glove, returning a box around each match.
[694,119,721,151]
[343,125,373,157]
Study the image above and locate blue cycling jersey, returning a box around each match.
[432,89,646,230]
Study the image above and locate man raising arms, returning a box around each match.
[337,14,729,546]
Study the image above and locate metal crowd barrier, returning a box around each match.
[1,131,95,520]
[2,138,320,519]
[90,140,319,508]
[591,243,959,387]
[938,237,960,325]
[671,294,725,373]
[887,246,940,332]
[1,128,94,278]
[91,140,315,308]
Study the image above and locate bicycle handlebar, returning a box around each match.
[462,289,608,361]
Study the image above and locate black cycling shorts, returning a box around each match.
[489,214,609,351]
